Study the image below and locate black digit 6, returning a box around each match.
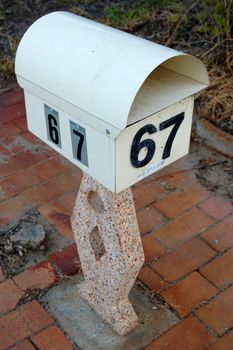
[130,124,157,168]
[48,114,59,145]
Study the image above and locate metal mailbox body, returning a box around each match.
[15,11,209,193]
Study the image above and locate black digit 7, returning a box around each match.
[48,114,59,145]
[73,129,84,161]
[159,112,184,159]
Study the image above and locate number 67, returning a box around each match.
[130,112,184,168]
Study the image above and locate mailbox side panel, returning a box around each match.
[24,91,116,191]
[116,97,194,193]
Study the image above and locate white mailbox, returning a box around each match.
[15,11,208,193]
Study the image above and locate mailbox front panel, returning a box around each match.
[116,97,194,192]
[24,92,115,191]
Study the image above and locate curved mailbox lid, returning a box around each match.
[15,11,209,132]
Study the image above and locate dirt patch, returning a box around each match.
[196,160,233,199]
[0,208,70,278]
[179,141,233,200]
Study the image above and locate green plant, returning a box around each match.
[196,0,233,132]
[104,0,182,30]
[104,1,161,30]
[0,35,19,84]
[0,6,4,21]
[69,6,89,17]
[198,0,233,72]
[198,0,231,34]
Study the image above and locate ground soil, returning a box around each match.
[188,141,233,200]
[0,209,69,278]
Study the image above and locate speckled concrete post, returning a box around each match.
[71,173,144,336]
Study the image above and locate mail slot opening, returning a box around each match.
[127,55,209,126]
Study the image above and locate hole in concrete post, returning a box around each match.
[89,226,106,261]
[88,191,105,214]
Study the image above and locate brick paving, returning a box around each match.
[12,260,59,291]
[0,86,232,349]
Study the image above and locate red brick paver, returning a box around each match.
[49,244,80,276]
[133,181,165,209]
[10,339,35,350]
[18,300,54,333]
[31,325,73,350]
[13,261,59,291]
[0,121,21,143]
[0,169,40,201]
[15,149,50,168]
[58,191,77,213]
[138,266,168,292]
[161,272,218,317]
[0,309,31,350]
[201,214,233,252]
[198,196,233,220]
[30,158,70,181]
[200,248,233,289]
[153,181,209,219]
[141,234,165,264]
[0,279,24,314]
[56,219,74,241]
[144,316,214,350]
[151,237,216,282]
[13,116,28,131]
[0,154,24,178]
[23,171,79,207]
[0,196,28,229]
[156,167,192,189]
[39,200,71,226]
[137,206,167,235]
[0,144,11,157]
[196,286,233,335]
[3,132,37,154]
[0,101,25,124]
[155,207,213,249]
[207,331,233,350]
[0,87,24,108]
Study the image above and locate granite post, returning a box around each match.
[71,173,144,336]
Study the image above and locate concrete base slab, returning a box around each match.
[42,275,178,350]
